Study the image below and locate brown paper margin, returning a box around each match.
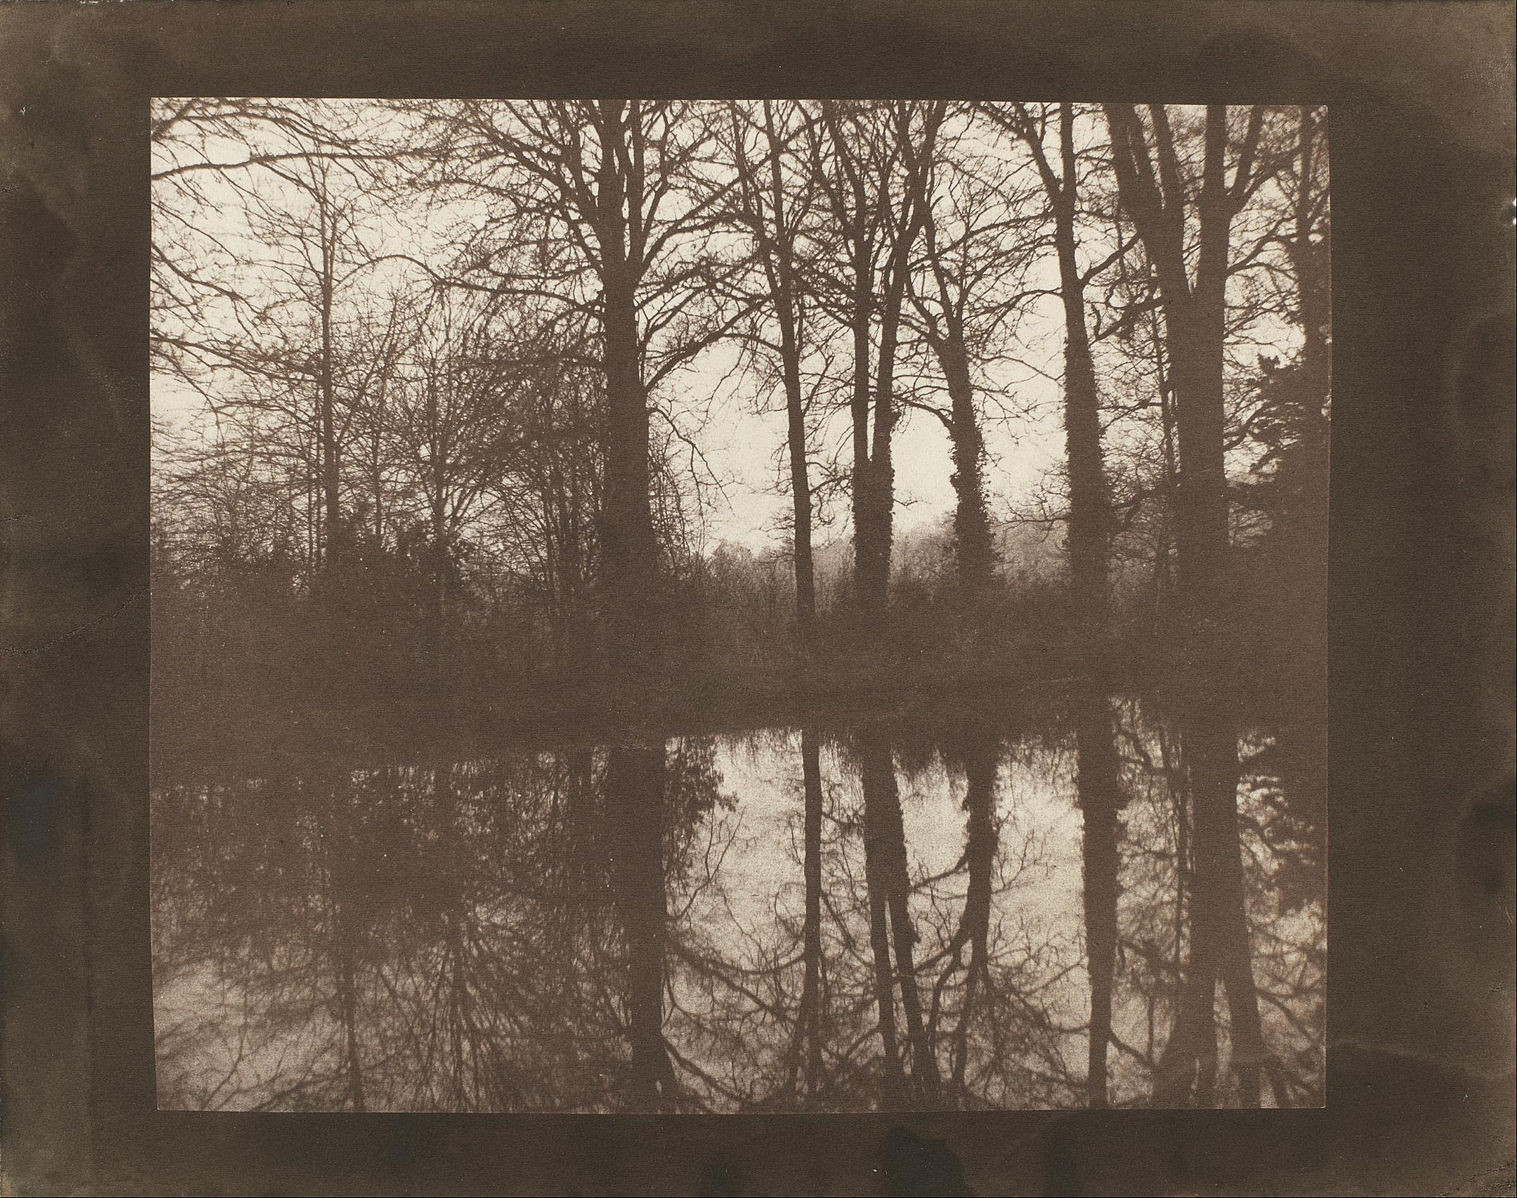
[1,2,1512,1193]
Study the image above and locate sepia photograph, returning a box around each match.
[149,99,1327,1114]
[3,2,1511,1193]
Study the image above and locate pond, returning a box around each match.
[150,697,1324,1112]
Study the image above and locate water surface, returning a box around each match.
[151,701,1324,1111]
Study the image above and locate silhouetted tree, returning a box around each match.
[805,102,941,626]
[722,101,825,654]
[425,100,741,687]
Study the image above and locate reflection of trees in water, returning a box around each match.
[660,711,1322,1111]
[662,724,1083,1112]
[919,722,1087,1109]
[1072,682,1123,1109]
[861,723,939,1106]
[931,724,997,1098]
[152,704,1323,1112]
[1108,699,1325,1108]
[153,739,736,1112]
[155,755,620,1109]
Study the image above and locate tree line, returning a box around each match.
[150,100,1328,729]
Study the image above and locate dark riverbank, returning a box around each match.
[149,628,1322,782]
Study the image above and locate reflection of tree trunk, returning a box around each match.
[606,744,675,1111]
[1154,944,1217,1108]
[860,742,904,1107]
[800,726,825,1106]
[859,728,940,1107]
[316,773,366,1112]
[1074,683,1122,1108]
[1154,713,1263,1108]
[565,746,596,841]
[947,725,997,1095]
[1195,719,1265,1107]
[554,746,599,976]
[337,931,365,1112]
[435,765,475,1108]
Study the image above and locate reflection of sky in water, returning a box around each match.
[152,717,1325,1112]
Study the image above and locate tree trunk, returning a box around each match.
[1104,104,1266,1105]
[317,197,341,575]
[1292,106,1331,412]
[425,370,448,681]
[940,341,995,604]
[595,105,660,689]
[856,199,914,625]
[1163,109,1234,644]
[430,500,447,681]
[847,261,878,627]
[782,302,816,640]
[1053,103,1110,644]
[994,104,1109,640]
[601,265,657,683]
[760,103,818,649]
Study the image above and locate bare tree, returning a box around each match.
[383,288,531,673]
[803,101,942,625]
[152,99,402,577]
[1102,103,1277,1107]
[900,104,1039,609]
[721,100,825,651]
[424,100,742,685]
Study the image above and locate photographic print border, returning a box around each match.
[2,2,1512,1192]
